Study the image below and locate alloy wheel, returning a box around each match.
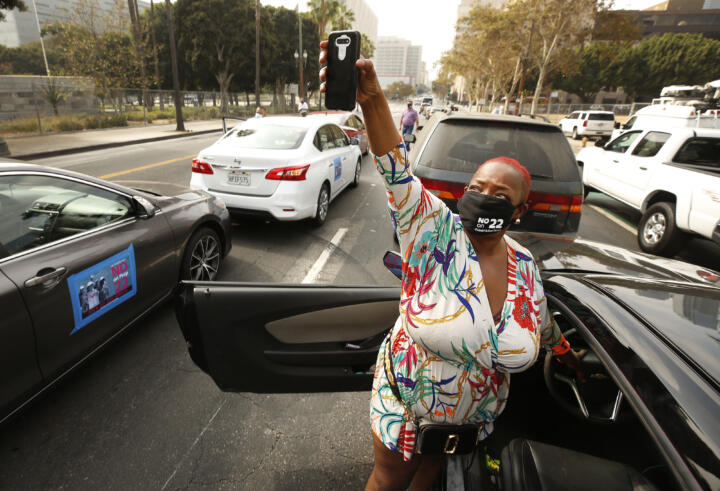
[189,235,221,281]
[317,187,329,222]
[642,212,666,245]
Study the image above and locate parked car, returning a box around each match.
[577,127,720,256]
[190,116,362,226]
[409,112,583,235]
[0,162,232,424]
[559,111,616,140]
[175,233,720,490]
[307,111,369,155]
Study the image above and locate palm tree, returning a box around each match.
[308,0,340,39]
[331,4,355,31]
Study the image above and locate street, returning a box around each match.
[1,114,719,490]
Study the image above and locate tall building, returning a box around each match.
[373,36,424,89]
[338,0,378,44]
[0,0,149,48]
[616,0,720,40]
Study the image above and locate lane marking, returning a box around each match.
[588,204,637,234]
[100,153,196,179]
[302,227,348,284]
[161,398,226,490]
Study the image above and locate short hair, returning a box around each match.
[479,156,531,202]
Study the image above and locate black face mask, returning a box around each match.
[457,191,521,234]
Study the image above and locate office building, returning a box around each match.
[0,0,150,48]
[615,0,720,41]
[374,36,424,88]
[338,0,378,44]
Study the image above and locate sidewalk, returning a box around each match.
[6,119,223,160]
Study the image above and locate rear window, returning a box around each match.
[224,123,307,149]
[416,119,578,181]
[588,113,615,121]
[673,137,720,172]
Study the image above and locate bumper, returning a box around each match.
[578,129,612,137]
[191,174,318,221]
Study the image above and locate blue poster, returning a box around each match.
[333,156,342,181]
[67,244,138,334]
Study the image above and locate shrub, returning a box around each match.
[54,115,84,132]
[0,117,40,134]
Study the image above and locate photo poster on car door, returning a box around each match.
[334,156,342,181]
[66,244,138,334]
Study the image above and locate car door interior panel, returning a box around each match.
[175,283,400,393]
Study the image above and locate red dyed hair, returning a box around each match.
[479,156,531,202]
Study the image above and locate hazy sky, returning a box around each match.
[263,0,663,80]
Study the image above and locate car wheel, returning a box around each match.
[572,127,578,140]
[181,227,222,281]
[637,202,686,257]
[351,158,361,188]
[312,183,330,227]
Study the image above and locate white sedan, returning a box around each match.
[190,116,362,226]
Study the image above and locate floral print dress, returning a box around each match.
[370,144,571,461]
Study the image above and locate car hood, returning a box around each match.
[511,232,719,286]
[112,180,208,201]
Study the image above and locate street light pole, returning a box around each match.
[255,0,261,108]
[298,4,304,100]
[30,0,50,77]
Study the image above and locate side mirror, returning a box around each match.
[383,250,402,280]
[594,139,605,147]
[349,137,359,146]
[614,122,621,129]
[133,195,157,218]
[403,133,416,144]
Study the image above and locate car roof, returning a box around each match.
[243,115,330,129]
[439,112,559,129]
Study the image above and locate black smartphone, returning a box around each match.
[325,30,361,111]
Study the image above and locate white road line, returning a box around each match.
[588,204,637,234]
[161,399,227,490]
[302,227,348,284]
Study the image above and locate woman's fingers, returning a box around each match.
[320,81,326,93]
[319,66,327,81]
[320,40,328,48]
[319,40,328,64]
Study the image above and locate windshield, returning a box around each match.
[223,123,307,149]
[416,120,578,181]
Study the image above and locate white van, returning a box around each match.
[612,104,720,139]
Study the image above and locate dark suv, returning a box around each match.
[410,113,583,234]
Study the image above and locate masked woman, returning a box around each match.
[319,42,584,491]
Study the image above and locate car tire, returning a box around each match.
[637,202,686,257]
[181,226,223,281]
[572,127,579,140]
[312,183,330,227]
[351,158,361,188]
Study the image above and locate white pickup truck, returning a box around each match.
[577,127,720,256]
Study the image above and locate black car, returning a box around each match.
[410,113,583,235]
[176,233,720,490]
[0,162,232,424]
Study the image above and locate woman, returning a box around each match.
[319,42,584,491]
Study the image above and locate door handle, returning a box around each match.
[25,267,67,288]
[612,160,619,163]
[639,166,647,170]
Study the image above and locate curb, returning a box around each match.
[11,127,223,160]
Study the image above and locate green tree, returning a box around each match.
[308,0,339,39]
[0,0,25,21]
[331,3,354,31]
[41,77,67,116]
[383,81,415,100]
[551,42,625,101]
[360,32,374,59]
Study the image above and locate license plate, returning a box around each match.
[227,171,250,186]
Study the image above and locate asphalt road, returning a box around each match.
[1,111,719,490]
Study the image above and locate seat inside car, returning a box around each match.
[500,438,657,491]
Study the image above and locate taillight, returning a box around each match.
[528,192,583,213]
[192,158,214,174]
[265,164,310,181]
[417,177,465,200]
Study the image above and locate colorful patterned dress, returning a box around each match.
[370,144,571,461]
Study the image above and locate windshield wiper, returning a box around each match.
[530,173,553,179]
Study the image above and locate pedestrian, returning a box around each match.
[399,100,418,150]
[255,106,266,118]
[319,40,585,491]
[298,98,309,117]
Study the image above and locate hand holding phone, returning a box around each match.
[325,30,361,110]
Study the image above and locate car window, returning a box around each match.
[330,125,348,147]
[415,119,578,181]
[624,116,637,129]
[606,131,641,153]
[0,174,133,260]
[579,113,586,119]
[223,123,307,149]
[567,112,579,119]
[353,116,365,130]
[673,137,720,172]
[588,113,615,121]
[631,132,671,157]
[317,126,336,151]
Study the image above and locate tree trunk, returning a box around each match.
[150,0,163,110]
[216,69,235,114]
[165,0,184,130]
[531,62,547,115]
[255,0,261,107]
[503,57,522,115]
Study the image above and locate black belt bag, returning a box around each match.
[382,336,480,455]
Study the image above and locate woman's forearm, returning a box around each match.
[360,95,402,156]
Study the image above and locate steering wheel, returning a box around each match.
[543,314,630,424]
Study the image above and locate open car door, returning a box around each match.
[175,282,400,393]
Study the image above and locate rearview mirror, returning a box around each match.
[133,195,157,219]
[403,133,416,144]
[383,250,402,280]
